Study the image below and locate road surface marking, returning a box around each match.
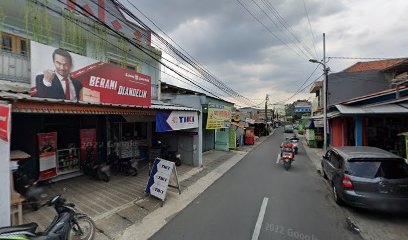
[251,197,269,240]
[276,154,280,164]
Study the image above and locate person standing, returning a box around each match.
[34,48,82,100]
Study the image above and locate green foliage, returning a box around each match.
[0,6,5,43]
[24,0,52,44]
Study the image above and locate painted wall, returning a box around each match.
[330,118,343,147]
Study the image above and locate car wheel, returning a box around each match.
[332,184,344,205]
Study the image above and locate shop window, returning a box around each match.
[0,32,29,56]
[108,58,138,72]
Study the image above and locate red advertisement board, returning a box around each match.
[80,129,97,164]
[0,104,10,142]
[38,132,58,180]
[31,42,151,107]
[72,62,151,107]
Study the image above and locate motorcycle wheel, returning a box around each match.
[98,171,110,182]
[284,161,291,171]
[175,159,182,166]
[129,167,138,176]
[69,214,96,240]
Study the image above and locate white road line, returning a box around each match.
[276,154,280,164]
[251,197,269,240]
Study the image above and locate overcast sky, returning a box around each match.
[122,0,408,107]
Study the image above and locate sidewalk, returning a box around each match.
[107,134,272,240]
[301,137,408,240]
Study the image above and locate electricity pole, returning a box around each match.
[323,33,328,153]
[265,94,269,134]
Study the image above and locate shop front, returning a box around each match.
[10,101,156,183]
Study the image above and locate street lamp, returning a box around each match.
[309,33,328,153]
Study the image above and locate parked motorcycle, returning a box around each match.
[0,195,95,240]
[108,151,138,176]
[157,141,181,166]
[281,147,294,171]
[14,160,47,211]
[290,136,299,154]
[83,144,111,182]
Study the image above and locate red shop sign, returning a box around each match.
[0,104,10,142]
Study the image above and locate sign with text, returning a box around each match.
[206,103,231,129]
[145,158,181,201]
[156,111,199,132]
[38,132,58,180]
[294,102,312,108]
[294,108,311,113]
[0,104,10,142]
[31,41,151,107]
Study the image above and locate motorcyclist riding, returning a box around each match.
[280,137,295,159]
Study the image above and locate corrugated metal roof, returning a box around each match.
[0,90,199,113]
[335,103,408,114]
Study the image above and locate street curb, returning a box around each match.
[115,131,274,240]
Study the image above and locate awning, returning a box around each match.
[0,90,198,115]
[335,103,408,115]
[231,122,245,129]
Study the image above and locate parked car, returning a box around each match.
[284,125,294,133]
[321,146,408,211]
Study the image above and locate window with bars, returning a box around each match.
[0,32,29,56]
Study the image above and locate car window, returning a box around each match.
[378,160,408,179]
[346,161,381,178]
[346,159,408,179]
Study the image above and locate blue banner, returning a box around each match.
[156,111,172,132]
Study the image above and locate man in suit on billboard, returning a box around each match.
[34,49,82,101]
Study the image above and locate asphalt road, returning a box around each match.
[150,128,362,240]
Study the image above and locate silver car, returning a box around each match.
[321,146,408,211]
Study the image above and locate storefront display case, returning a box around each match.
[56,148,80,175]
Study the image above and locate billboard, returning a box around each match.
[206,103,231,129]
[31,41,151,107]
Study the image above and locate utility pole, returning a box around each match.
[265,94,269,134]
[322,33,328,153]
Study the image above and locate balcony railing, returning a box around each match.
[0,50,30,83]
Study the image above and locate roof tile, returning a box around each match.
[342,58,408,73]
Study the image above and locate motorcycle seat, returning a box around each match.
[0,222,38,234]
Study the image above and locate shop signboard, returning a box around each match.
[294,102,312,108]
[156,111,199,132]
[38,132,58,180]
[0,103,10,226]
[0,103,10,142]
[294,108,311,113]
[80,129,97,164]
[145,158,181,202]
[31,41,151,107]
[206,103,231,129]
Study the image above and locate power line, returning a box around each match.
[114,0,256,106]
[247,0,315,59]
[46,0,226,101]
[58,0,256,106]
[234,0,305,59]
[258,0,316,59]
[302,0,318,59]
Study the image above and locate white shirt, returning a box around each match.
[43,72,77,101]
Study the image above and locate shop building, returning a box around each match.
[0,0,200,226]
[308,58,408,149]
[160,82,235,155]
